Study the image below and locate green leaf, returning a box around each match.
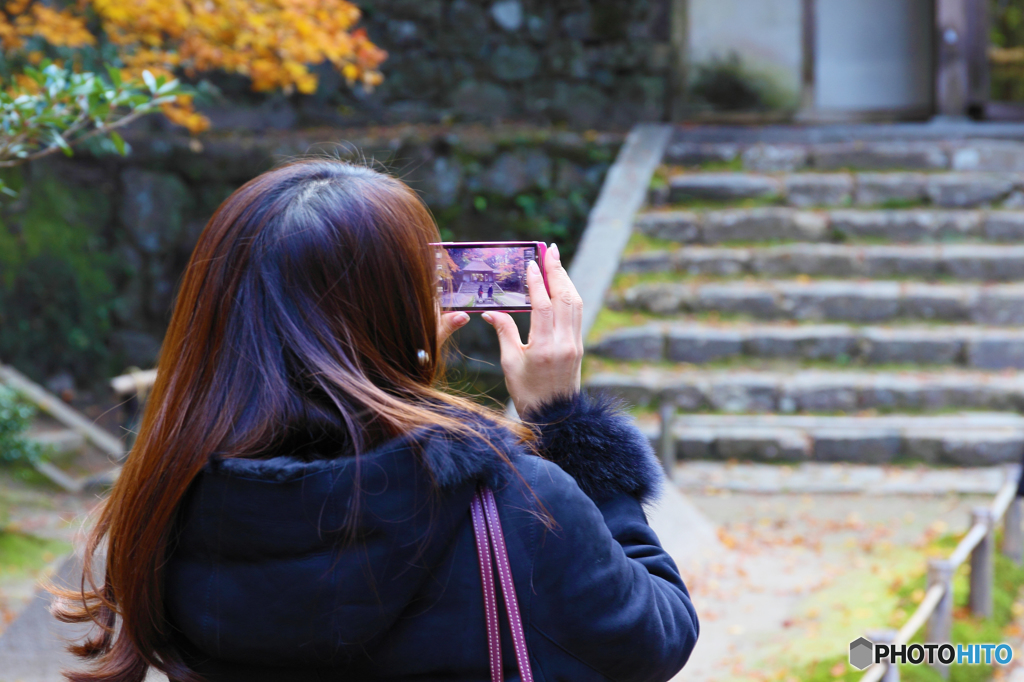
[106,65,122,88]
[90,103,111,122]
[50,131,73,157]
[109,131,126,156]
[142,70,157,94]
[156,78,179,96]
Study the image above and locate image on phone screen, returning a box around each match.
[437,244,537,311]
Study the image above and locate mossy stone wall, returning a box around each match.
[0,125,621,390]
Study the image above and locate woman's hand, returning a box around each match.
[438,311,470,345]
[483,243,583,416]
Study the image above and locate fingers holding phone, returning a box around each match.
[542,243,584,358]
[483,243,583,416]
[438,311,470,345]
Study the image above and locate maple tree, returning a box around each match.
[0,0,385,194]
[2,0,386,132]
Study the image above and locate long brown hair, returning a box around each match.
[51,160,532,682]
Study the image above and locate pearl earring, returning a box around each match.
[416,349,430,366]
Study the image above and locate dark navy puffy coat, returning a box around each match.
[165,392,699,681]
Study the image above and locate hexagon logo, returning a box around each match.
[849,637,874,670]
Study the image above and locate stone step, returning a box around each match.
[590,323,1024,369]
[664,139,1024,173]
[639,412,1024,465]
[24,428,85,453]
[670,461,1016,495]
[620,243,1024,281]
[655,171,1024,208]
[634,207,1024,245]
[613,279,1024,324]
[587,368,1024,413]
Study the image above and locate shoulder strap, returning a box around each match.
[471,486,535,682]
[471,488,502,681]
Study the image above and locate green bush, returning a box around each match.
[990,0,1024,102]
[690,53,796,112]
[0,254,113,382]
[0,385,42,468]
[0,161,119,383]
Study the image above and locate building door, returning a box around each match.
[813,0,934,116]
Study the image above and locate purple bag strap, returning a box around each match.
[470,489,503,681]
[471,486,535,682]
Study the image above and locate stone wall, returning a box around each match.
[0,125,621,390]
[188,0,672,132]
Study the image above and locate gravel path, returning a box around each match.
[674,487,998,681]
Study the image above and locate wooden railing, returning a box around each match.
[657,408,1023,680]
[110,368,157,454]
[859,468,1022,682]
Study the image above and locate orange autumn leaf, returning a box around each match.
[0,0,386,133]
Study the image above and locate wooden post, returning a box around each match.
[121,391,141,461]
[935,0,971,118]
[1004,495,1023,564]
[927,559,954,679]
[969,507,995,619]
[867,629,900,682]
[659,401,675,475]
[668,0,689,121]
[799,0,817,115]
[964,0,990,114]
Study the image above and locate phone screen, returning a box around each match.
[435,242,540,312]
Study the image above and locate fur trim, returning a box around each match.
[207,417,516,489]
[522,391,664,505]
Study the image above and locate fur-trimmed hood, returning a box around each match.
[165,392,669,670]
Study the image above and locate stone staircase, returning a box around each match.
[584,135,1024,465]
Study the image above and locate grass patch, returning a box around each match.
[879,198,930,210]
[612,269,976,288]
[662,195,787,211]
[584,354,1003,377]
[698,157,746,172]
[657,196,937,211]
[653,160,747,182]
[623,231,683,255]
[586,309,667,344]
[585,305,999,342]
[625,402,1006,420]
[0,531,68,580]
[778,532,1024,682]
[611,270,693,293]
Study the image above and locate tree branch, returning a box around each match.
[0,107,149,168]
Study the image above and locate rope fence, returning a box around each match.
[858,468,1021,682]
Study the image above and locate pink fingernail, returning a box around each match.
[455,312,469,324]
[528,260,540,273]
[551,243,560,261]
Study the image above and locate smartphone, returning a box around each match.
[433,241,548,312]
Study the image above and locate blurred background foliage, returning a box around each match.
[0,0,656,393]
[990,0,1024,101]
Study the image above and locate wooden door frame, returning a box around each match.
[798,0,939,121]
[671,0,950,122]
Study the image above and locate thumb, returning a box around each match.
[438,312,470,344]
[482,312,522,354]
